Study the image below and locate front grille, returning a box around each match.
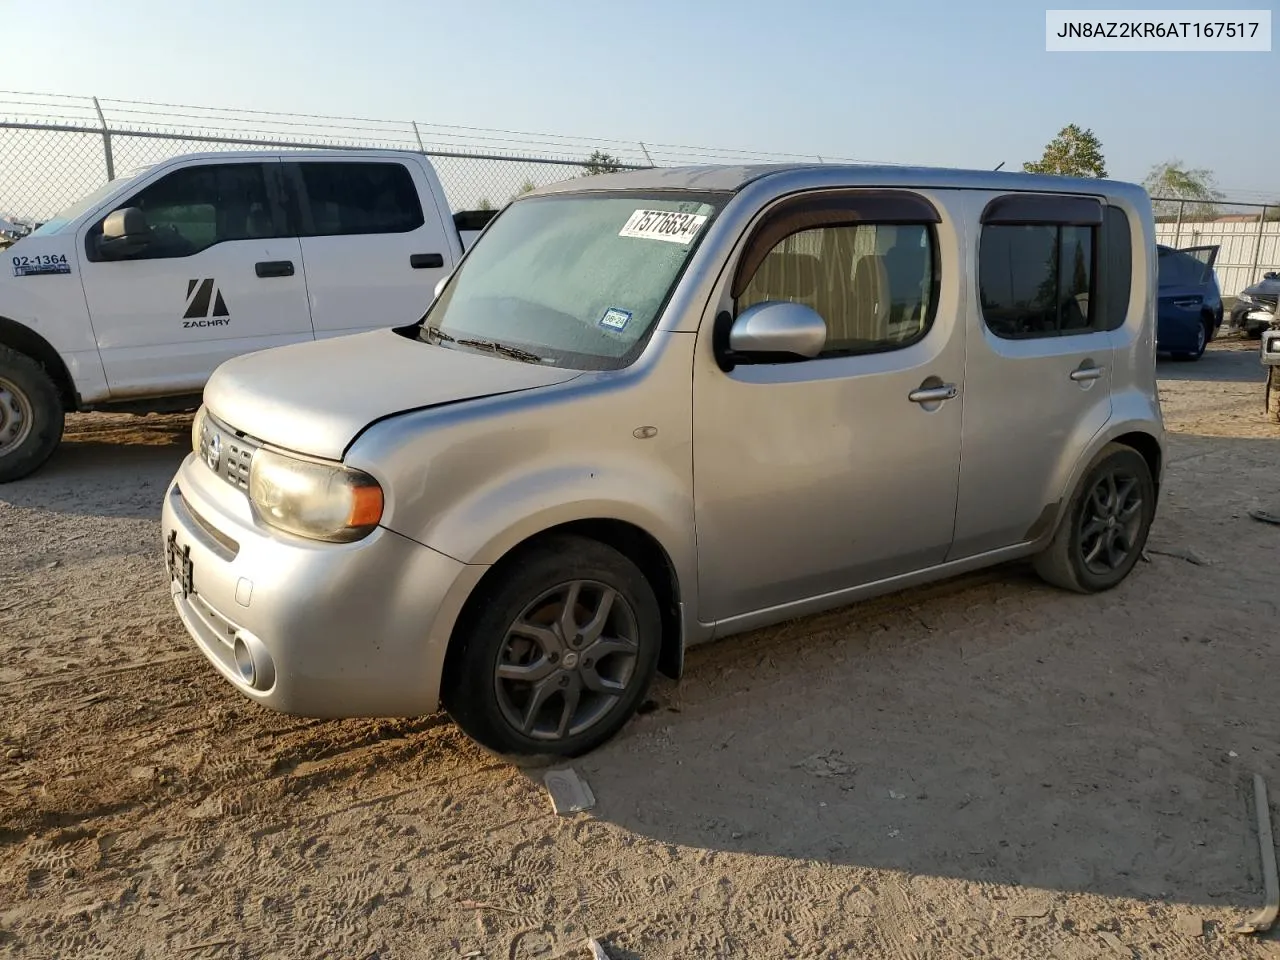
[198,415,260,491]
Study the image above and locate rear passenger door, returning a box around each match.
[284,158,456,338]
[948,193,1126,560]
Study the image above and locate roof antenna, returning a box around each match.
[993,161,1005,171]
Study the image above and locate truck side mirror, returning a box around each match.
[434,273,452,300]
[97,207,151,259]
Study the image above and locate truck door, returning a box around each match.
[77,158,312,398]
[283,158,458,338]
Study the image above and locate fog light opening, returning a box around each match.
[233,636,256,687]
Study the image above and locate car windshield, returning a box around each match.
[418,192,726,370]
[30,173,143,236]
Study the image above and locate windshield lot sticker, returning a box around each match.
[12,254,71,277]
[619,209,708,245]
[599,307,632,331]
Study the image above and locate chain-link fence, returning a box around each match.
[3,94,1278,298]
[0,93,656,226]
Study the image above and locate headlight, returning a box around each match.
[191,405,208,455]
[248,448,384,543]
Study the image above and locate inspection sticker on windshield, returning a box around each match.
[12,254,71,277]
[619,209,708,245]
[599,307,632,331]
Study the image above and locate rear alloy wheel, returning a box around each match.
[1033,443,1155,593]
[446,536,661,757]
[0,345,64,483]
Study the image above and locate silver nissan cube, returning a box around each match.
[161,164,1164,756]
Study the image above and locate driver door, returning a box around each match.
[693,189,966,624]
[77,158,314,398]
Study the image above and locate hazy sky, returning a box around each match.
[3,0,1277,199]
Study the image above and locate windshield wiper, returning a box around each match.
[454,337,546,364]
[420,324,455,345]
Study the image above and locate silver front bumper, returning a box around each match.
[161,452,484,717]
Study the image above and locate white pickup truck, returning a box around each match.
[0,149,493,481]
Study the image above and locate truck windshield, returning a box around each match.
[30,173,142,237]
[419,192,726,370]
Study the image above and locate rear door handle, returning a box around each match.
[410,253,445,269]
[255,260,294,278]
[1070,366,1104,382]
[908,383,958,404]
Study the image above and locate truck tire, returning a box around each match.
[1268,366,1280,424]
[0,345,65,483]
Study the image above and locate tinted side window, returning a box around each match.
[109,163,278,259]
[979,224,1097,338]
[296,162,424,236]
[737,223,938,357]
[1100,205,1131,332]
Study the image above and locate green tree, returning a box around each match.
[1143,161,1224,219]
[1022,124,1107,178]
[581,150,624,176]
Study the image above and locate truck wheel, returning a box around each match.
[446,535,661,757]
[1033,443,1155,594]
[1268,366,1280,424]
[0,345,65,483]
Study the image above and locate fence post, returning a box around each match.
[1253,205,1268,277]
[411,121,426,153]
[92,96,114,181]
[1172,199,1183,248]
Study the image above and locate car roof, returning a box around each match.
[529,163,1150,203]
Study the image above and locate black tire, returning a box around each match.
[1172,321,1208,361]
[445,535,661,757]
[1033,443,1155,594]
[1267,366,1280,424]
[0,345,64,483]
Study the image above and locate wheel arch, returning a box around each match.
[0,316,76,409]
[441,517,687,701]
[1040,420,1164,547]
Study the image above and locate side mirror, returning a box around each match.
[434,273,451,300]
[718,301,826,369]
[97,207,150,259]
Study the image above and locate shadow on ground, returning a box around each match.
[1157,338,1264,383]
[1,412,190,519]
[567,431,1280,909]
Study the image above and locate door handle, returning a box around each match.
[255,260,294,278]
[1070,366,1104,382]
[410,253,445,269]
[908,383,958,404]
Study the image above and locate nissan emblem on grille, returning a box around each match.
[203,428,221,473]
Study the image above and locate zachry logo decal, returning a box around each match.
[183,279,230,328]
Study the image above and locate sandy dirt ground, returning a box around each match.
[4,337,1280,959]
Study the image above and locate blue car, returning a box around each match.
[1157,243,1222,361]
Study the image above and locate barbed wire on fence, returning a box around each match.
[2,91,1278,294]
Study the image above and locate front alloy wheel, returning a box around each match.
[446,536,661,757]
[494,580,641,741]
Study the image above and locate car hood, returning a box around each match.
[204,327,582,460]
[1242,278,1280,299]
